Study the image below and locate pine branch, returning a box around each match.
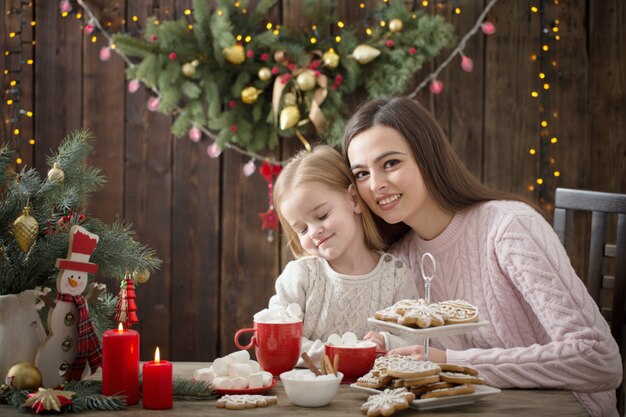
[172,377,216,401]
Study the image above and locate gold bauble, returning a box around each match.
[389,18,404,33]
[258,67,272,81]
[322,50,340,69]
[182,62,196,77]
[284,92,297,106]
[12,206,38,253]
[133,269,151,284]
[279,105,301,130]
[241,86,262,104]
[5,362,42,390]
[223,44,245,64]
[352,44,381,64]
[296,70,316,92]
[47,162,65,183]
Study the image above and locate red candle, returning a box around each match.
[102,323,140,405]
[142,347,173,409]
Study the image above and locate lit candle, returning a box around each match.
[102,323,140,405]
[142,347,173,409]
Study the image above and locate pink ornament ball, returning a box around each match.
[169,52,177,60]
[481,22,496,35]
[99,47,112,61]
[429,79,444,95]
[84,24,94,34]
[243,160,256,177]
[147,97,160,111]
[385,40,395,48]
[246,50,254,58]
[128,79,140,93]
[207,143,222,158]
[188,126,202,142]
[461,55,474,72]
[59,0,71,13]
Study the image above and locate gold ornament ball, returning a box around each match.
[133,269,151,284]
[241,86,262,104]
[223,44,246,65]
[12,206,38,253]
[5,362,42,390]
[389,18,404,33]
[284,92,297,106]
[182,62,197,77]
[322,50,340,69]
[279,105,301,130]
[258,67,272,81]
[47,162,65,183]
[296,70,317,92]
[352,44,381,64]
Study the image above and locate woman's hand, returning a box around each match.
[387,345,447,363]
[364,331,386,351]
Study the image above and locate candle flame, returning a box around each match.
[155,347,160,363]
[118,323,123,332]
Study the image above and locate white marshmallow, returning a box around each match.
[226,350,250,363]
[341,331,358,346]
[261,371,273,386]
[228,363,252,378]
[247,360,261,373]
[193,367,214,384]
[327,333,342,346]
[231,376,248,389]
[317,374,336,381]
[286,303,302,319]
[212,357,230,376]
[248,372,264,389]
[212,376,233,390]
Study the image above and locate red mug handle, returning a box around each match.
[234,327,256,350]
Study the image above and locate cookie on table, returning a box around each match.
[385,359,441,379]
[439,371,485,385]
[439,363,479,376]
[216,394,278,410]
[360,387,415,417]
[419,383,474,399]
[356,372,387,389]
[409,381,456,395]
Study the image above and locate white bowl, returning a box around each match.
[280,370,343,407]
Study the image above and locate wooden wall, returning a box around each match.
[1,0,624,361]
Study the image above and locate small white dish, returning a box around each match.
[280,370,343,407]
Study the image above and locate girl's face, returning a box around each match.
[280,181,364,263]
[347,125,432,229]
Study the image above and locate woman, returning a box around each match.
[343,97,622,417]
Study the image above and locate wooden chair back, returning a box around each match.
[553,187,626,415]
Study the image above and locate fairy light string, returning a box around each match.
[70,0,499,166]
[2,0,36,165]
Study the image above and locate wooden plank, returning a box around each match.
[169,0,221,362]
[124,0,174,361]
[218,1,282,356]
[33,0,83,174]
[588,0,625,194]
[484,0,538,196]
[83,0,126,224]
[434,0,485,180]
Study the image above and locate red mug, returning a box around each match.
[325,343,377,380]
[234,321,302,376]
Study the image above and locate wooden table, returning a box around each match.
[0,362,588,416]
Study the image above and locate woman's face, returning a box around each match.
[347,125,431,228]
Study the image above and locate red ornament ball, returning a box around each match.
[169,52,177,60]
[385,40,395,48]
[409,47,417,55]
[260,53,269,61]
[229,125,238,132]
[150,35,158,42]
[229,100,237,108]
[246,50,254,58]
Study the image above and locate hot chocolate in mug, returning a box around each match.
[234,321,302,376]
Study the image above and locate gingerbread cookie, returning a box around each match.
[439,363,479,376]
[356,372,387,389]
[360,388,415,417]
[216,394,278,410]
[397,299,450,328]
[419,383,474,399]
[438,300,479,324]
[439,371,485,385]
[409,381,456,395]
[385,359,441,379]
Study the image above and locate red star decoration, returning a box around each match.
[259,209,279,230]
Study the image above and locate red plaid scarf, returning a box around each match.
[56,293,102,381]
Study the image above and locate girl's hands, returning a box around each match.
[364,331,386,351]
[387,345,447,363]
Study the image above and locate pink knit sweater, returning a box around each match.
[390,200,622,417]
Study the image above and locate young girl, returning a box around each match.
[344,97,622,417]
[268,145,418,365]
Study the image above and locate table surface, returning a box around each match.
[0,362,588,416]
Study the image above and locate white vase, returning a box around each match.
[0,289,46,380]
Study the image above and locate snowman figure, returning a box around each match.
[35,225,104,387]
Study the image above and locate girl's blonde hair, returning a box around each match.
[273,145,383,258]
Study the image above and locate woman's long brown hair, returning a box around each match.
[343,97,540,247]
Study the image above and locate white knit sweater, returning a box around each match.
[268,253,418,366]
[391,200,622,417]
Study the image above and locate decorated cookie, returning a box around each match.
[397,299,450,328]
[360,387,415,417]
[439,371,485,385]
[439,363,480,376]
[409,381,456,395]
[385,359,441,379]
[216,394,278,410]
[438,300,479,324]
